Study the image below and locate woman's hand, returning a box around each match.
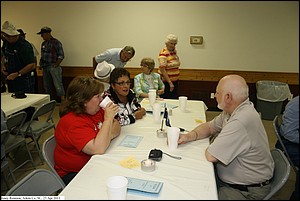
[111,119,121,139]
[157,89,164,95]
[104,102,119,121]
[134,107,146,119]
[169,81,174,92]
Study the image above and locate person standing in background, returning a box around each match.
[37,26,65,103]
[1,49,7,92]
[92,46,135,69]
[1,21,36,121]
[158,34,180,99]
[276,95,299,200]
[1,21,35,93]
[18,28,39,93]
[133,57,165,102]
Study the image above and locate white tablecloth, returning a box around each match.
[59,99,218,200]
[1,92,50,116]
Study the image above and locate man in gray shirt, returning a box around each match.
[92,46,135,69]
[178,74,274,200]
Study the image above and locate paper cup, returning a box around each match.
[179,96,188,112]
[148,90,156,106]
[107,176,128,200]
[149,89,156,93]
[152,103,161,123]
[100,96,113,108]
[167,127,180,150]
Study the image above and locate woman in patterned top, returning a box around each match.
[158,34,180,99]
[104,68,146,126]
[133,57,165,102]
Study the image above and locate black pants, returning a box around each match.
[160,81,178,99]
[62,172,78,185]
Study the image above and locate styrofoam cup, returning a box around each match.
[100,96,113,108]
[107,176,128,200]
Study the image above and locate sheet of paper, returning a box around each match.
[118,135,143,148]
[126,177,163,194]
[119,156,140,168]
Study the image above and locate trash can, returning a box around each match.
[256,80,291,120]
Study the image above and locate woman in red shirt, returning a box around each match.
[54,76,121,185]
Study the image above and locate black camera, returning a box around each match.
[148,149,163,161]
[11,91,27,99]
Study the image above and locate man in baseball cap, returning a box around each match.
[37,26,52,34]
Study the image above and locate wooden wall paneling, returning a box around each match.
[37,66,299,110]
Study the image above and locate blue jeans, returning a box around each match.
[42,65,65,97]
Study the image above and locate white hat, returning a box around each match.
[1,21,19,36]
[94,61,115,79]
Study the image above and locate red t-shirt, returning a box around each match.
[54,109,105,177]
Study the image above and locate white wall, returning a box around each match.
[1,1,299,72]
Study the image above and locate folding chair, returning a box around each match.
[263,148,291,200]
[42,134,64,184]
[273,115,298,173]
[1,130,16,189]
[5,169,65,196]
[19,100,56,163]
[5,111,35,171]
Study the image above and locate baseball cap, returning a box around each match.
[37,26,52,34]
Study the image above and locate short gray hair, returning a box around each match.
[140,57,155,71]
[165,34,178,44]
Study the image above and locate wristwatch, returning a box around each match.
[17,71,22,77]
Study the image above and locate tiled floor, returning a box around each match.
[1,107,296,199]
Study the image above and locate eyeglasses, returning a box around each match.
[115,81,131,86]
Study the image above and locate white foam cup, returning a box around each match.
[106,176,128,200]
[152,103,161,123]
[167,127,180,150]
[100,96,113,108]
[178,96,188,112]
[148,90,157,106]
